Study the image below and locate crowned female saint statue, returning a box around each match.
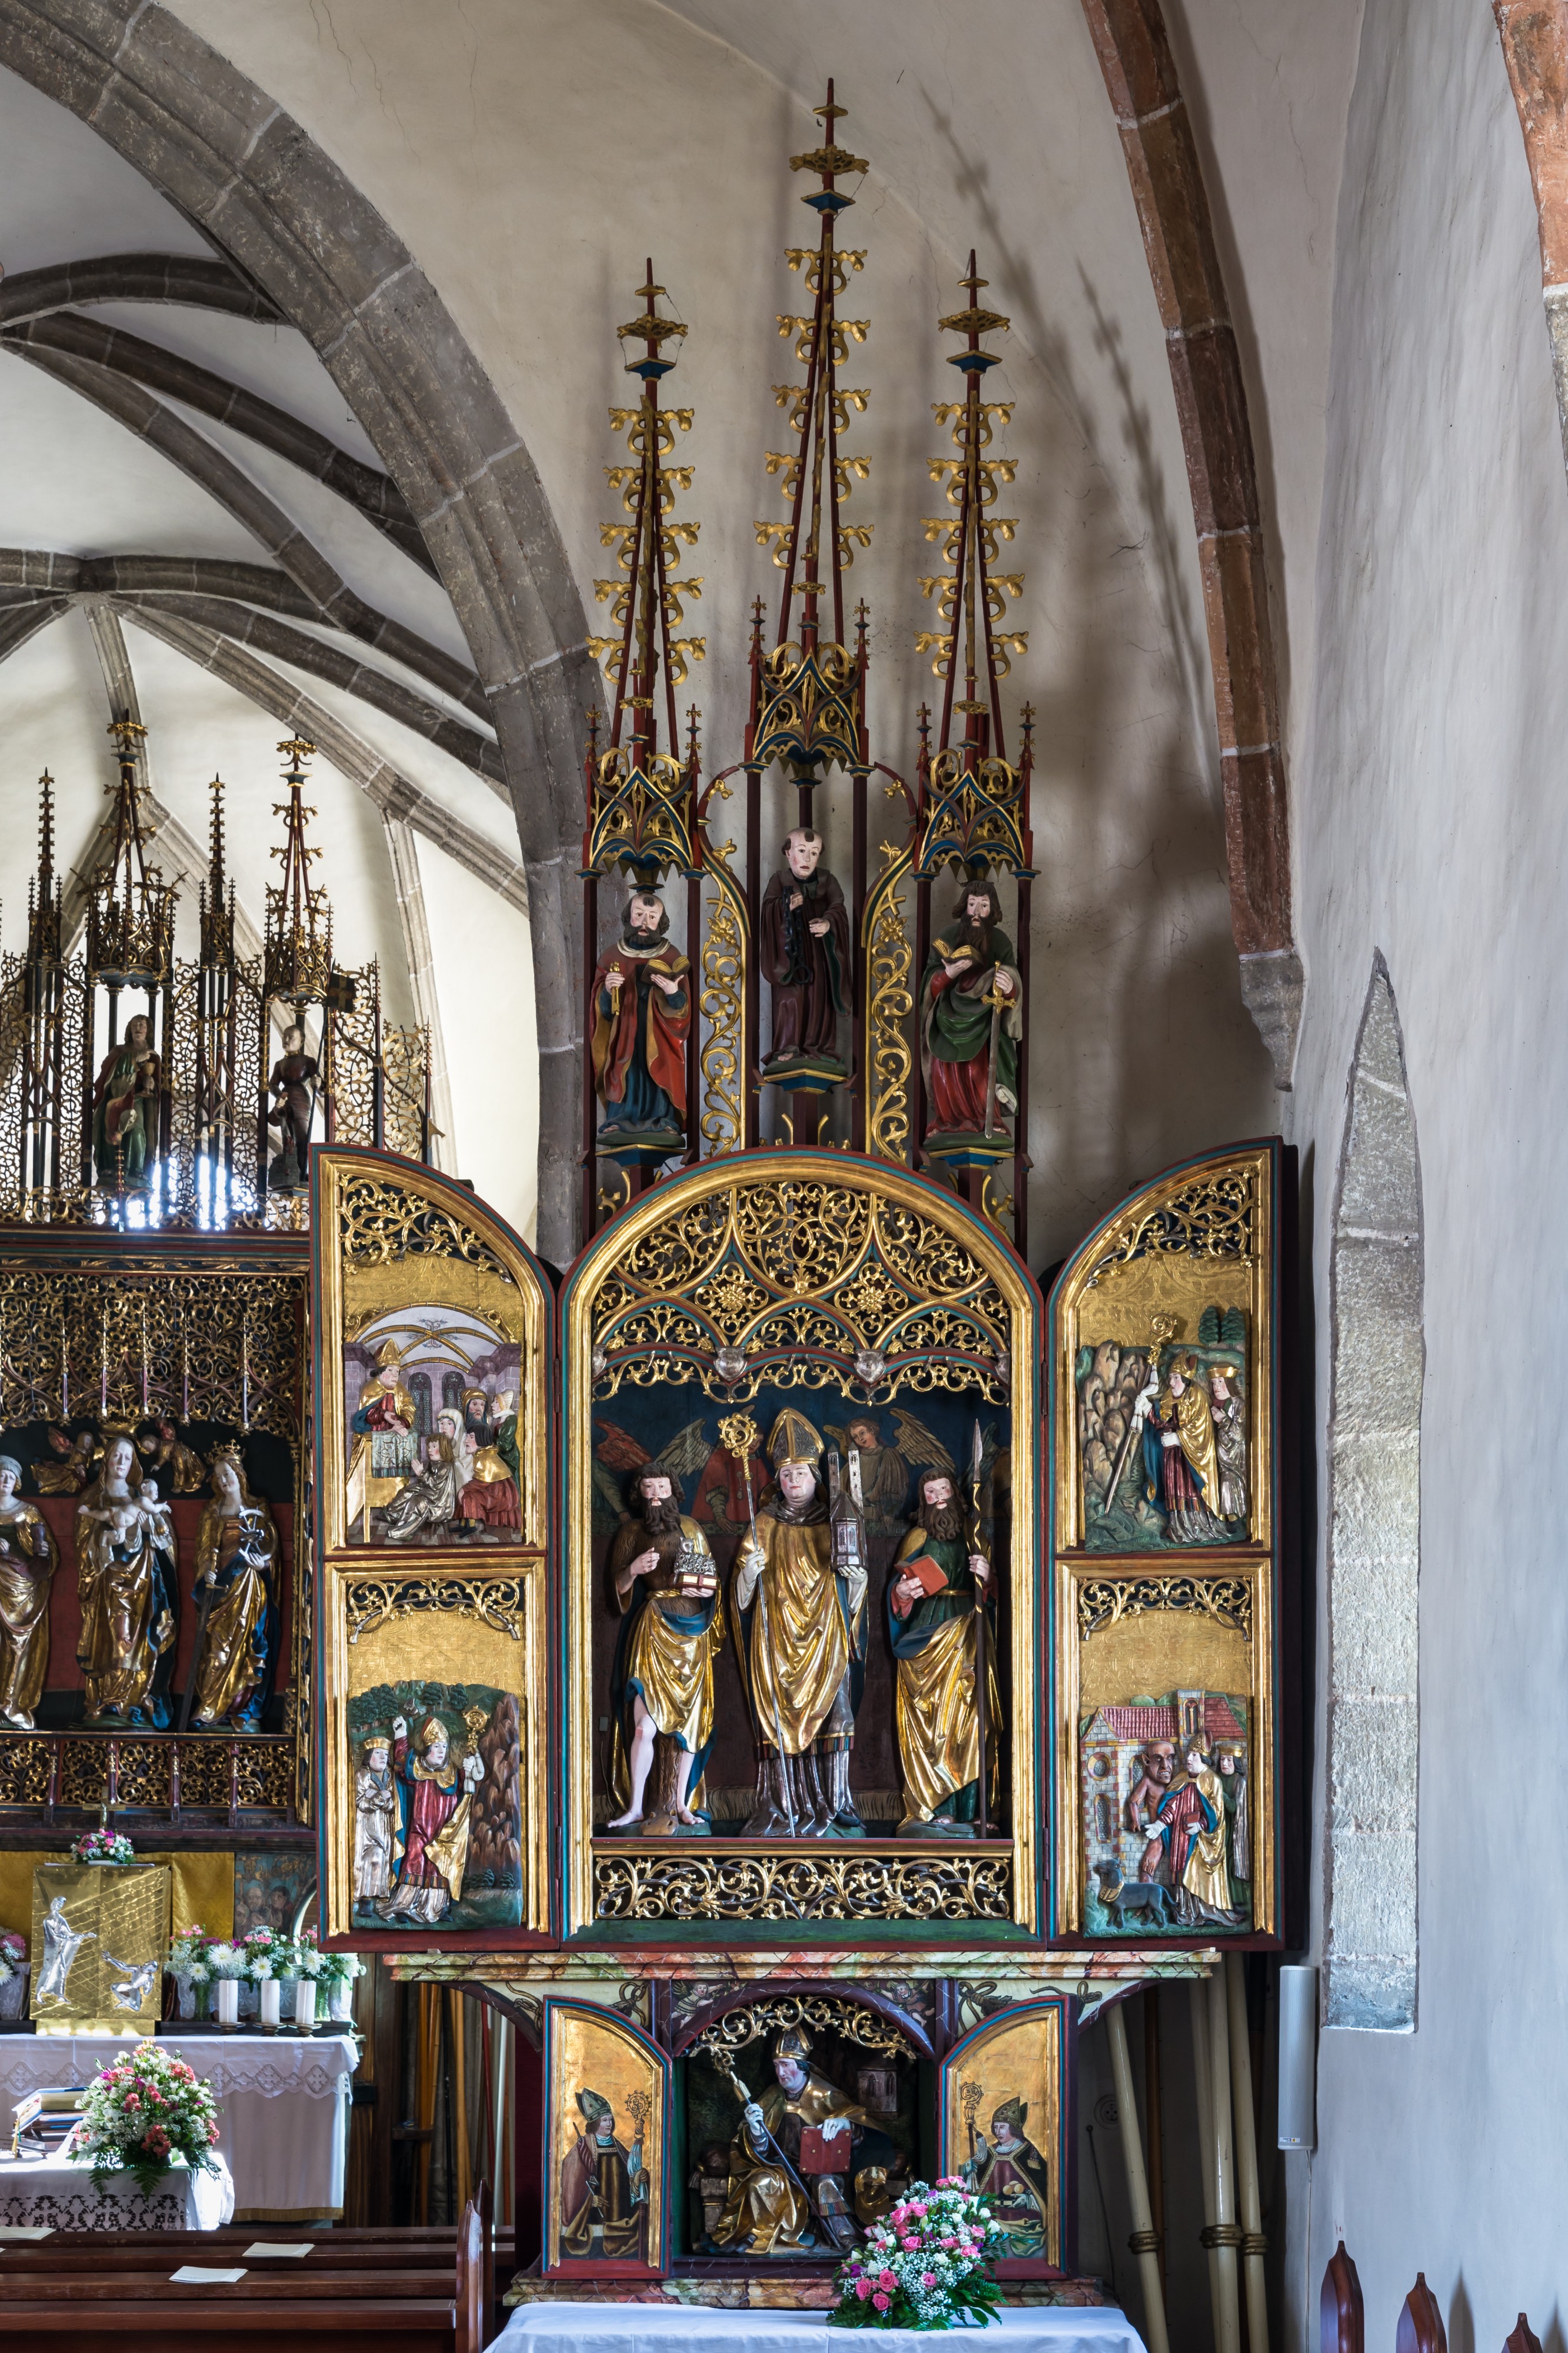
[0,1453,56,1729]
[730,1411,866,1837]
[186,1445,279,1731]
[75,1432,178,1728]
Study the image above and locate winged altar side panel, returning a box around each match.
[1048,1139,1290,1945]
[311,1146,553,1945]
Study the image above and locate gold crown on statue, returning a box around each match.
[359,1728,392,1751]
[775,2025,812,2061]
[211,1441,245,1468]
[768,1409,822,1470]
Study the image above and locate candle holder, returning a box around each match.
[293,1978,317,2034]
[258,1978,282,2033]
[215,1978,240,2031]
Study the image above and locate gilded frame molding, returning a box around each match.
[560,1148,1043,1939]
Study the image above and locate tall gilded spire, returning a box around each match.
[914,251,1033,879]
[85,718,176,986]
[746,80,873,786]
[582,265,703,885]
[263,738,332,1003]
[586,264,703,760]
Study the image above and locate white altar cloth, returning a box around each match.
[498,2302,1147,2353]
[0,2033,357,2222]
[0,2148,235,2231]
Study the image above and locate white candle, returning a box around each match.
[258,1978,282,2029]
[293,1978,316,2031]
[216,1978,239,2027]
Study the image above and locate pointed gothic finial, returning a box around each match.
[26,771,61,968]
[748,81,874,783]
[586,262,703,764]
[200,775,235,971]
[263,739,332,1002]
[86,719,175,986]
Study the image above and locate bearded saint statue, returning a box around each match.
[919,879,1023,1136]
[887,1469,1001,1834]
[606,1466,722,1832]
[730,1411,866,1838]
[590,891,692,1141]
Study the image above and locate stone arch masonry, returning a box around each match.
[1323,960,1424,2031]
[0,0,595,1260]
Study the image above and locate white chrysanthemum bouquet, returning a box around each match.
[830,2178,1004,2331]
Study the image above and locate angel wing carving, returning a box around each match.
[647,1418,713,1482]
[889,1409,955,1473]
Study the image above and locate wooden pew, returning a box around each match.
[1322,2241,1365,2353]
[1397,2274,1446,2353]
[0,2192,493,2353]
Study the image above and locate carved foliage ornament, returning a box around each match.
[589,1177,1009,1404]
[1076,1575,1253,1642]
[593,1849,1012,1924]
[692,1994,915,2062]
[344,1575,528,1647]
[338,1174,511,1278]
[1081,1168,1255,1289]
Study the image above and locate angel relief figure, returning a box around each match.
[822,1408,960,1537]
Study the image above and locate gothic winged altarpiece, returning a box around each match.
[298,88,1301,2294]
[0,80,1297,2295]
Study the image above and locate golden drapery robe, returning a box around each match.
[1179,1765,1233,1912]
[191,1498,278,1724]
[733,1509,860,1755]
[885,1534,993,1826]
[0,1503,54,1724]
[76,1492,176,1719]
[1172,1377,1219,1496]
[712,2069,866,2252]
[611,1515,723,1792]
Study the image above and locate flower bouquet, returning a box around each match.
[71,1829,136,1865]
[243,1927,286,2027]
[311,1938,364,2022]
[68,2039,221,2197]
[204,1939,246,2027]
[830,2179,1005,2331]
[168,1926,218,2020]
[0,1929,28,2020]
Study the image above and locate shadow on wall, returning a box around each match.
[913,92,1272,1265]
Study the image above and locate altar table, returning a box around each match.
[497,2302,1148,2353]
[0,2032,357,2223]
[0,2148,235,2231]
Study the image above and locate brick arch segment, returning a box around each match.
[1078,0,1300,1085]
[0,0,590,1257]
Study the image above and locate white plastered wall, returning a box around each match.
[1279,0,1568,2339]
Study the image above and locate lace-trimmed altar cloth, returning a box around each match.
[0,2149,235,2231]
[0,2035,356,2224]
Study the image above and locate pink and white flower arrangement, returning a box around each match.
[242,1927,283,1983]
[68,2038,221,2196]
[70,1829,136,1865]
[0,1931,26,1983]
[830,2179,1003,2332]
[295,1928,363,1988]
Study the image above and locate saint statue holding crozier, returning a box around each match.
[730,1411,866,1837]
